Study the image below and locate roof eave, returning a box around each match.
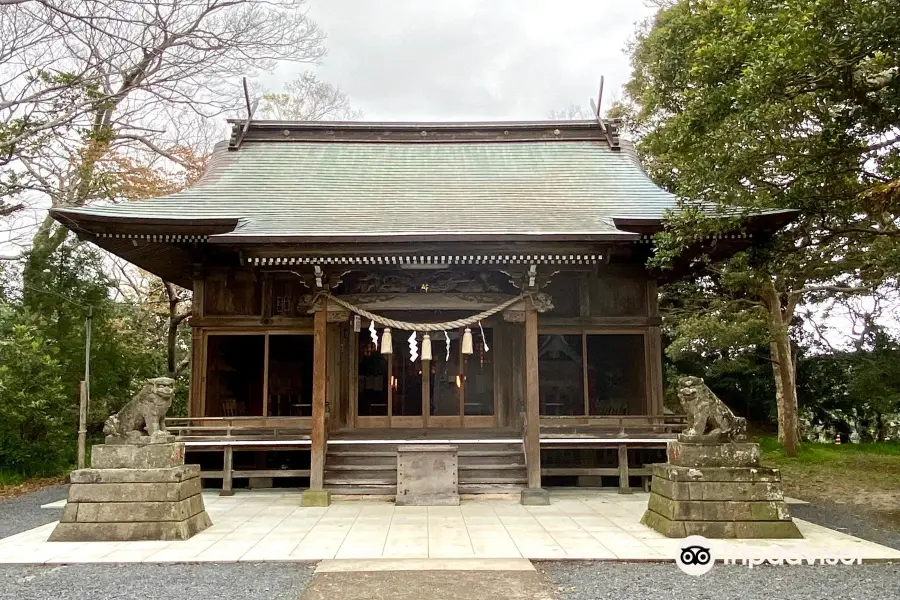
[50,208,239,236]
[207,232,642,244]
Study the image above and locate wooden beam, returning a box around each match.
[349,330,359,428]
[538,316,662,328]
[422,359,431,421]
[524,307,541,489]
[221,446,234,496]
[189,328,203,417]
[647,326,664,416]
[618,444,631,494]
[262,333,270,417]
[309,299,328,490]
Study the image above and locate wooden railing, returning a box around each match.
[166,416,312,441]
[539,414,687,437]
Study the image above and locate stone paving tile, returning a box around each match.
[3,490,900,563]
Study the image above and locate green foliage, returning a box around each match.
[0,240,188,477]
[621,1,900,448]
[0,319,72,476]
[759,435,900,463]
[623,0,900,280]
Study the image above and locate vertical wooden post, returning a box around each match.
[190,273,205,418]
[303,297,331,506]
[77,381,87,470]
[262,333,270,417]
[221,446,234,496]
[521,306,549,504]
[421,359,431,421]
[617,444,631,494]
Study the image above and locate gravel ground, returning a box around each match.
[0,563,315,600]
[537,561,900,600]
[0,484,68,539]
[791,503,900,551]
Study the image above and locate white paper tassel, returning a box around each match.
[444,330,451,361]
[408,331,418,362]
[461,327,474,355]
[421,333,432,361]
[478,321,489,352]
[380,327,393,354]
[369,320,378,346]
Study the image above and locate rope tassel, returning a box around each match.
[421,334,432,361]
[461,327,474,355]
[381,327,393,354]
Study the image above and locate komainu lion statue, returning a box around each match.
[103,377,176,443]
[677,376,747,442]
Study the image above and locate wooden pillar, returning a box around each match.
[221,446,234,496]
[302,297,331,506]
[617,444,632,494]
[521,306,549,504]
[189,275,205,418]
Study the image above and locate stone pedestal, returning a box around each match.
[396,445,459,506]
[640,440,802,539]
[49,441,212,541]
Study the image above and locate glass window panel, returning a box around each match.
[538,334,585,415]
[205,335,265,417]
[586,334,646,415]
[429,330,460,416]
[464,328,494,416]
[357,336,389,416]
[392,334,422,416]
[267,335,313,417]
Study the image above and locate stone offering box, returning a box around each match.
[641,440,802,539]
[49,439,212,541]
[396,444,460,506]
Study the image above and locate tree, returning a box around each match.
[0,0,326,277]
[259,72,362,121]
[619,0,900,455]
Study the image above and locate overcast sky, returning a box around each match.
[275,1,658,121]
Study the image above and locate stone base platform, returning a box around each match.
[396,445,459,506]
[641,441,803,539]
[49,443,212,542]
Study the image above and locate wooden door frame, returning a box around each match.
[199,328,314,419]
[352,326,499,429]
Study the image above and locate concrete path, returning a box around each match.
[299,558,552,600]
[2,489,899,564]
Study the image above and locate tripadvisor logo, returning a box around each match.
[676,535,863,575]
[676,536,715,576]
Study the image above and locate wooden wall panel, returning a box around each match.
[589,275,649,317]
[204,269,262,316]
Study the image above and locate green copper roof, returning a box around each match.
[54,122,678,242]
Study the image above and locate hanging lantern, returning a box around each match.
[421,333,432,361]
[381,327,393,354]
[461,327,474,355]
